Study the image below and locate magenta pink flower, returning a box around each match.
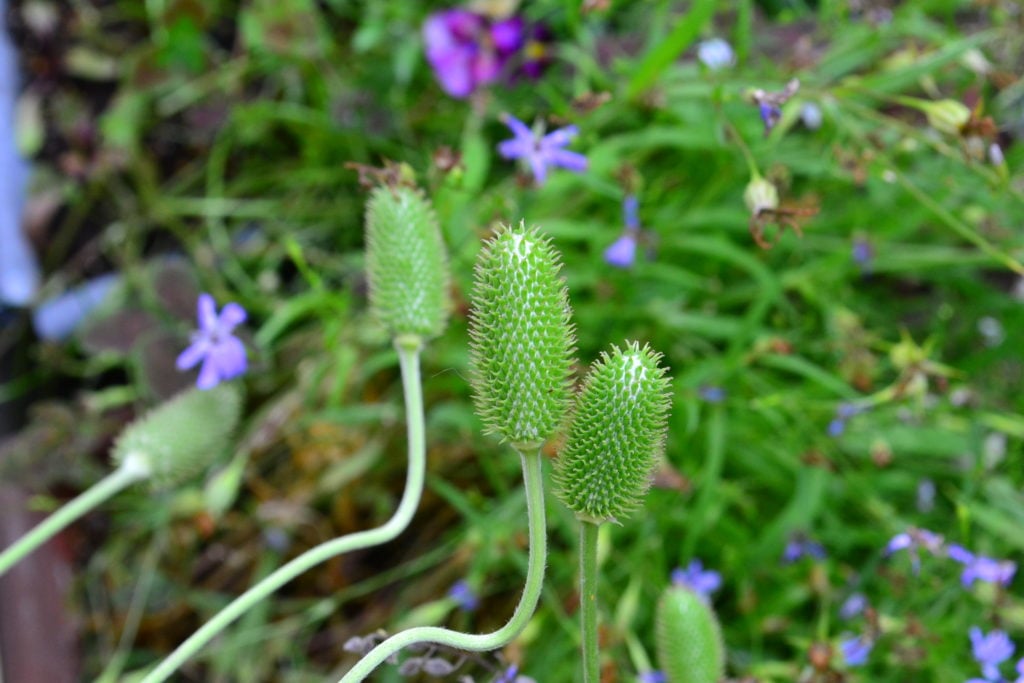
[422,9,524,98]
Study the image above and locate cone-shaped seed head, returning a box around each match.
[365,186,450,340]
[656,586,725,683]
[113,384,242,489]
[553,341,670,523]
[468,223,575,447]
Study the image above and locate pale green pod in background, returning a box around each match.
[468,222,576,448]
[656,586,725,683]
[365,185,450,341]
[553,341,671,523]
[113,383,242,489]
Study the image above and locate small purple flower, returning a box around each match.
[698,385,726,403]
[623,194,640,231]
[605,233,637,268]
[852,238,874,273]
[782,534,826,563]
[448,579,479,612]
[495,664,533,683]
[828,402,864,437]
[827,418,847,437]
[671,559,722,602]
[422,10,523,98]
[970,627,1015,681]
[885,528,943,574]
[638,671,667,683]
[840,593,868,620]
[176,293,247,390]
[759,103,782,135]
[800,102,823,130]
[840,635,872,666]
[497,113,588,186]
[948,546,1016,588]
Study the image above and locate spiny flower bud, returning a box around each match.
[743,176,778,216]
[365,186,450,341]
[113,384,242,489]
[656,586,725,683]
[468,223,575,448]
[553,341,671,523]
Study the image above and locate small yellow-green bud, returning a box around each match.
[113,384,242,489]
[656,586,725,683]
[468,223,576,448]
[553,341,671,523]
[743,176,778,216]
[365,186,450,341]
[920,99,971,136]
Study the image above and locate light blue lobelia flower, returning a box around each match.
[497,113,587,186]
[670,559,722,603]
[840,635,872,666]
[696,38,735,70]
[969,627,1015,681]
[176,293,248,390]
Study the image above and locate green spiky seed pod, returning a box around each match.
[553,341,670,523]
[365,185,450,342]
[656,586,725,683]
[113,384,242,489]
[468,223,575,449]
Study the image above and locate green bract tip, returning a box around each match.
[468,222,576,449]
[656,586,725,683]
[553,341,671,523]
[113,384,242,489]
[365,185,450,342]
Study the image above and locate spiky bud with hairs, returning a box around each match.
[365,185,450,342]
[553,341,671,524]
[468,223,576,449]
[113,384,242,489]
[656,586,725,683]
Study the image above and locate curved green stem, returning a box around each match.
[580,520,601,683]
[142,340,426,683]
[337,447,547,683]
[0,457,148,577]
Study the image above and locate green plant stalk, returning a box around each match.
[580,519,601,683]
[141,337,426,683]
[337,447,547,683]
[0,455,150,577]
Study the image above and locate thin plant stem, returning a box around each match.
[141,337,426,683]
[0,457,149,577]
[580,520,601,683]
[337,447,548,683]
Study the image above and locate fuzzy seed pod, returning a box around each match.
[553,341,670,523]
[113,384,242,489]
[365,186,450,340]
[743,176,778,216]
[468,223,575,448]
[656,586,725,683]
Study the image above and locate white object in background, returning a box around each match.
[0,0,40,307]
[32,274,120,341]
[696,38,735,71]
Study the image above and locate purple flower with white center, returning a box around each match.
[696,37,735,70]
[448,579,479,611]
[605,233,637,268]
[698,385,726,403]
[671,559,722,602]
[971,627,1015,681]
[948,545,1016,588]
[497,113,588,186]
[782,534,827,563]
[422,10,523,98]
[840,635,872,666]
[176,293,248,390]
[885,527,943,573]
[840,592,867,620]
[638,671,667,683]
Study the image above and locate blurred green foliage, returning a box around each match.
[4,0,1024,681]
